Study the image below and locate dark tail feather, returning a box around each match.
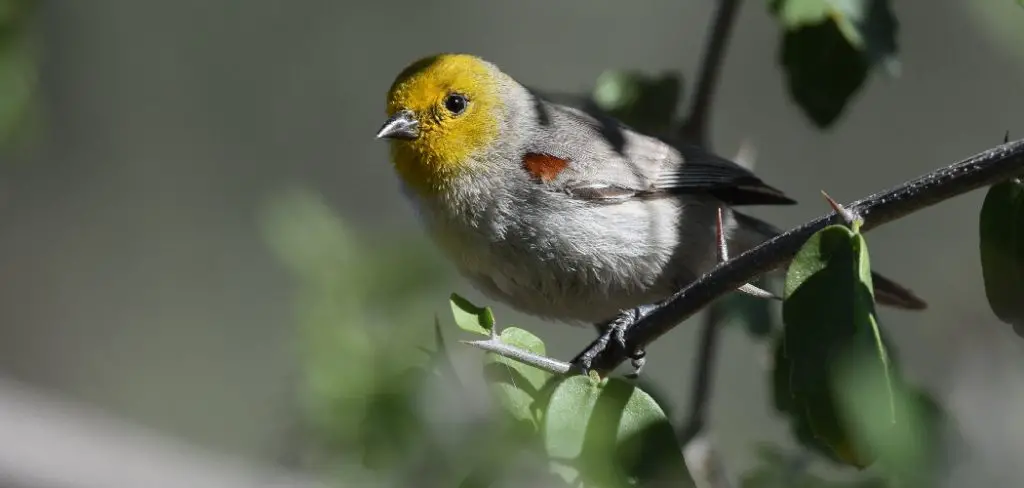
[870,272,928,310]
[730,210,927,311]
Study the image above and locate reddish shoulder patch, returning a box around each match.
[522,153,569,183]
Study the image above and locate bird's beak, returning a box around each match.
[375,110,419,140]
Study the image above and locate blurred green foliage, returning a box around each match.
[591,70,683,135]
[260,188,457,476]
[0,0,36,146]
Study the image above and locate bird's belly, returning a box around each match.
[422,198,712,325]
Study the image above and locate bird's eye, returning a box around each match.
[444,93,468,115]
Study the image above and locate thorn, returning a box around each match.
[718,207,781,301]
[820,190,861,226]
[739,283,781,300]
[715,208,729,262]
[1005,130,1010,144]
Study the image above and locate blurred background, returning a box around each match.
[1,0,1023,486]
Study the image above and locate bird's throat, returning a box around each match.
[390,142,463,197]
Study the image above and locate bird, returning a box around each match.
[374,53,925,370]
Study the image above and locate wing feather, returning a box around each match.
[517,95,796,206]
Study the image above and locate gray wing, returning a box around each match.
[521,99,796,206]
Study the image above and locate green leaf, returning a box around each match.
[772,334,862,466]
[979,179,1024,335]
[484,327,553,428]
[450,293,495,335]
[778,19,867,128]
[591,69,682,134]
[836,368,946,485]
[780,224,896,468]
[542,376,690,486]
[770,0,899,128]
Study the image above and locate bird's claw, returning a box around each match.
[626,349,647,379]
[573,305,653,376]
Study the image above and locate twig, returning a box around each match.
[586,138,1024,374]
[680,0,743,145]
[462,336,573,375]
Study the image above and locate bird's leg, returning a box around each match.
[572,208,779,377]
[572,302,660,377]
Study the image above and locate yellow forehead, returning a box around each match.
[386,54,494,114]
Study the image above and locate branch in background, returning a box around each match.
[679,0,743,146]
[588,138,1024,375]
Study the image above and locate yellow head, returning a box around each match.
[376,54,503,196]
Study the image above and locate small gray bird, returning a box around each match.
[375,53,925,367]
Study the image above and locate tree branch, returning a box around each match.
[587,138,1024,375]
[680,0,743,146]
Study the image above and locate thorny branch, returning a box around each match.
[466,139,1024,374]
[588,137,1024,375]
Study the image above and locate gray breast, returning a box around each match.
[408,180,711,324]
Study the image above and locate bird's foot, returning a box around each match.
[572,304,657,377]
